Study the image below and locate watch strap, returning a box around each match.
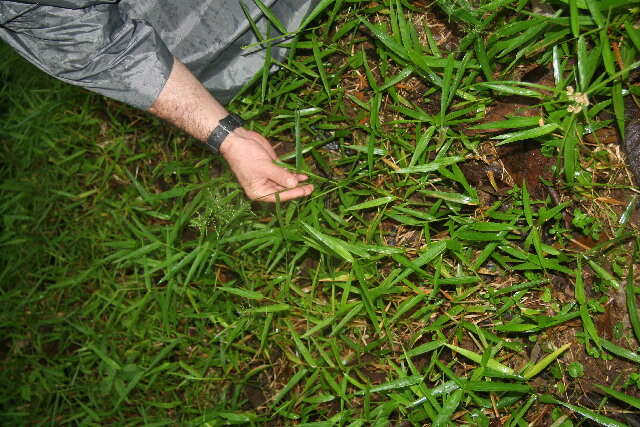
[205,113,245,154]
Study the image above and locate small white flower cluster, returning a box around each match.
[566,86,590,114]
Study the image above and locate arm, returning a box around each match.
[149,59,314,202]
[0,4,311,202]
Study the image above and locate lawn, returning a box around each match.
[1,0,640,425]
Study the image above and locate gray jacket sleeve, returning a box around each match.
[0,1,173,110]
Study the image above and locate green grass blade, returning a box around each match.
[540,394,628,427]
[445,344,514,375]
[253,0,288,34]
[523,343,571,379]
[626,246,640,343]
[345,196,395,211]
[312,33,331,101]
[595,384,640,410]
[433,389,463,427]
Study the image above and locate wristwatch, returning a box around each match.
[204,113,245,154]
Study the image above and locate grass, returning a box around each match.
[1,0,640,425]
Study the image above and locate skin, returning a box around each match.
[149,58,314,202]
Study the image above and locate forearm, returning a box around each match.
[148,57,228,142]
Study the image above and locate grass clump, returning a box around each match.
[2,0,640,425]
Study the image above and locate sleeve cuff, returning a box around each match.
[0,3,173,110]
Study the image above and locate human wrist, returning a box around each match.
[204,113,245,154]
[219,127,250,157]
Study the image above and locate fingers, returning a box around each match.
[259,166,314,202]
[265,163,300,189]
[226,131,314,202]
[256,184,315,202]
[245,164,314,202]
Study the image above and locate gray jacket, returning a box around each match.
[0,0,318,109]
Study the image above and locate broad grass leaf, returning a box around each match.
[445,344,514,375]
[218,286,264,300]
[540,395,628,427]
[244,304,290,314]
[312,33,331,100]
[599,338,640,364]
[359,375,423,394]
[492,123,558,145]
[272,369,308,405]
[470,116,540,130]
[626,19,640,51]
[302,222,354,263]
[406,339,446,358]
[395,156,464,174]
[464,381,531,393]
[523,343,571,379]
[253,0,287,34]
[419,190,478,205]
[595,384,640,410]
[433,389,463,427]
[626,249,640,343]
[476,82,543,98]
[299,0,336,31]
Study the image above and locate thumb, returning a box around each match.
[265,164,298,188]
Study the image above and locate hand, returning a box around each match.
[147,59,311,202]
[220,128,314,202]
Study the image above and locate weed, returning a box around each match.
[2,0,640,425]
